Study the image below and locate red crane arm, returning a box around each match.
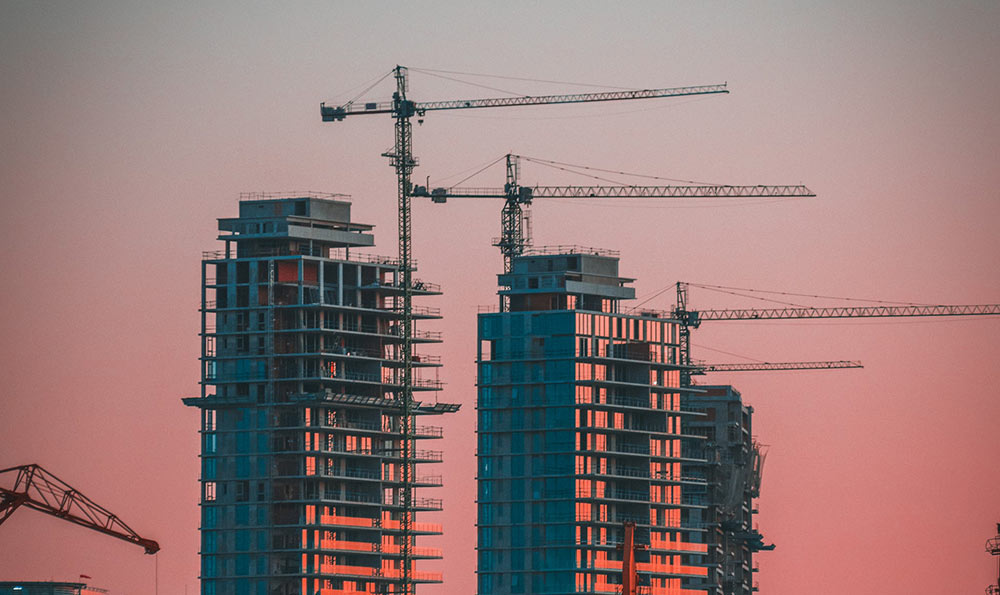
[0,464,159,554]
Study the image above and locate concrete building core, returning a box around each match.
[184,194,458,595]
[476,248,711,595]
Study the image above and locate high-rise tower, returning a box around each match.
[185,194,457,595]
[476,248,710,595]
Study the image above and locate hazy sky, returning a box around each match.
[1,2,998,594]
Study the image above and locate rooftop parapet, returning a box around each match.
[499,249,636,306]
[218,195,375,250]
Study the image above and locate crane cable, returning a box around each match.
[410,66,641,91]
[520,155,723,186]
[687,282,934,307]
[409,68,527,97]
[335,69,395,107]
[691,342,768,363]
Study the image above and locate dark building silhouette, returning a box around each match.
[185,195,457,595]
[683,386,769,595]
[476,249,711,594]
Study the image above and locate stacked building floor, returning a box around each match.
[185,196,457,595]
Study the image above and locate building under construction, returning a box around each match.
[682,386,769,595]
[476,249,712,594]
[184,195,457,595]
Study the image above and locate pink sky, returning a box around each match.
[1,2,998,594]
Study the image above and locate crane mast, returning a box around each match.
[0,463,159,555]
[322,66,731,594]
[381,66,419,587]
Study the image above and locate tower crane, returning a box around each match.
[673,282,1000,386]
[0,463,159,554]
[321,65,732,592]
[413,154,815,276]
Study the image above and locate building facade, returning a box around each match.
[476,249,711,595]
[682,386,768,595]
[184,195,457,595]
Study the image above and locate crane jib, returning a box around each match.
[321,84,729,119]
[696,304,1000,320]
[411,185,815,199]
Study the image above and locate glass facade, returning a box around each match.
[185,196,457,595]
[476,252,710,595]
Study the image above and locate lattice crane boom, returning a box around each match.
[692,303,1000,323]
[0,463,160,554]
[321,83,729,121]
[695,360,863,373]
[414,183,814,199]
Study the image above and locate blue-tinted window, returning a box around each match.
[202,507,217,528]
[510,456,524,476]
[202,555,216,578]
[479,551,493,571]
[235,505,249,526]
[202,532,216,553]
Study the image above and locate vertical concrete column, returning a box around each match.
[319,261,325,305]
[337,262,343,306]
[355,264,362,305]
[298,259,304,305]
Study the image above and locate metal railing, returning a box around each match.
[239,190,350,201]
[521,244,620,257]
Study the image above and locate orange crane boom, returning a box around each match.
[618,521,647,595]
[0,463,159,554]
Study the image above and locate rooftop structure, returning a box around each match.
[477,250,710,595]
[184,196,457,595]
